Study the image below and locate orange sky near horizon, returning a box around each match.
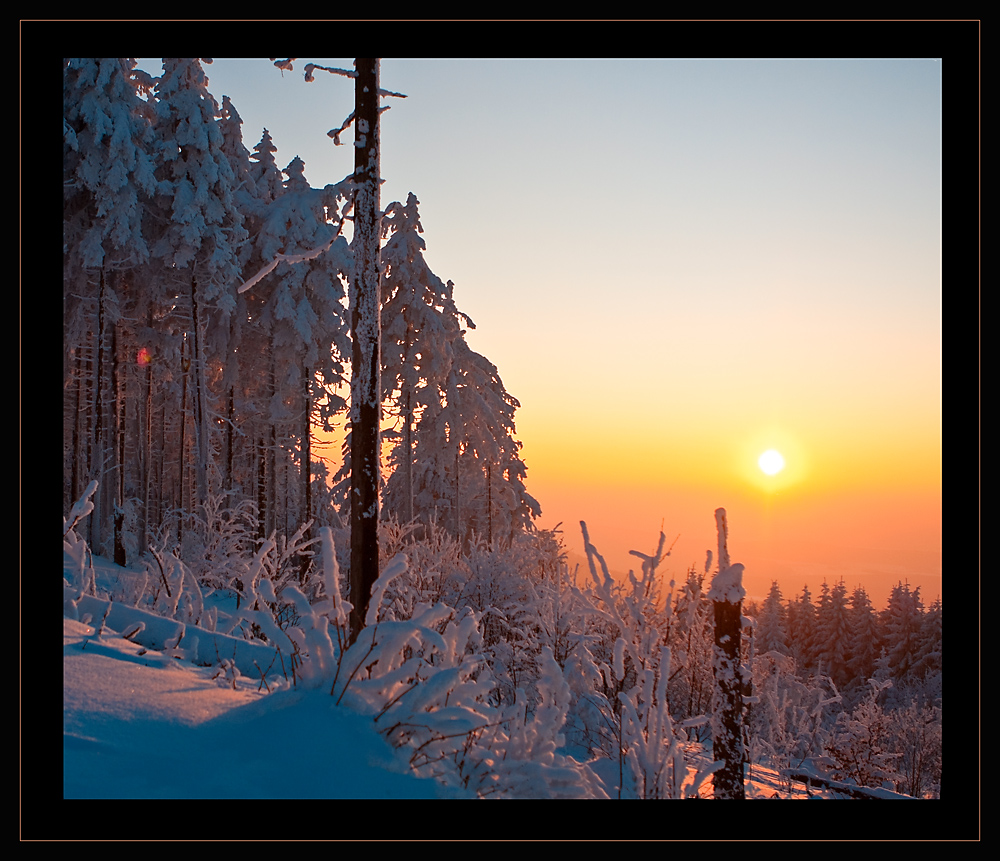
[520,407,941,611]
[160,58,943,614]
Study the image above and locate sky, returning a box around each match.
[133,57,942,609]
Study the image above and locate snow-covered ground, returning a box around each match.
[43,552,973,842]
[62,615,456,801]
[56,551,830,808]
[60,550,462,802]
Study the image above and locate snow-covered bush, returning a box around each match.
[564,522,714,798]
[826,677,900,790]
[142,538,215,631]
[171,490,259,601]
[890,698,942,798]
[64,480,99,596]
[746,650,840,784]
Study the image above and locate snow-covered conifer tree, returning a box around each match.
[238,154,352,540]
[379,192,465,527]
[63,58,159,551]
[879,581,925,686]
[377,194,539,547]
[147,58,249,511]
[786,584,818,673]
[754,580,790,657]
[813,580,851,689]
[845,585,880,695]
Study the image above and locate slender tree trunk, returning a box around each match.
[91,268,106,550]
[72,351,84,509]
[454,446,461,544]
[143,309,154,551]
[349,57,383,642]
[227,386,235,493]
[487,460,492,547]
[300,364,312,584]
[257,433,267,543]
[113,318,126,567]
[190,268,209,509]
[402,316,415,527]
[269,354,277,539]
[402,383,413,525]
[179,335,189,543]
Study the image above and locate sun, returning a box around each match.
[758,449,786,476]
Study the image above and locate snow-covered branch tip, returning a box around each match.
[327,112,355,146]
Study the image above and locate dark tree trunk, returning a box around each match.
[257,434,267,543]
[349,57,382,642]
[486,461,492,547]
[401,315,415,527]
[227,386,235,493]
[91,268,105,550]
[142,307,153,552]
[179,335,190,543]
[300,364,312,584]
[712,598,744,798]
[113,319,126,567]
[189,269,208,509]
[710,507,745,800]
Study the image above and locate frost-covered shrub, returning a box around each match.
[826,678,901,790]
[169,491,259,600]
[142,540,214,630]
[563,523,713,798]
[890,699,942,798]
[746,650,841,782]
[664,566,715,732]
[64,480,99,595]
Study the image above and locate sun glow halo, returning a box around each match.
[758,449,786,476]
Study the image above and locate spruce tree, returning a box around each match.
[846,585,880,692]
[147,58,248,511]
[755,580,790,656]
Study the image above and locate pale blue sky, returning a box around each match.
[134,58,942,599]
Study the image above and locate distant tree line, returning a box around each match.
[745,578,941,705]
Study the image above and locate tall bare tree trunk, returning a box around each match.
[709,507,746,799]
[349,57,382,642]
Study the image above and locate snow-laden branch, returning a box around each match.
[304,63,356,82]
[236,215,347,295]
[272,58,406,98]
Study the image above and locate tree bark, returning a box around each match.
[349,57,382,642]
[710,507,745,799]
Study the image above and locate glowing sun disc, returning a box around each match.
[758,449,785,475]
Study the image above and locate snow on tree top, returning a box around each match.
[707,563,746,604]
